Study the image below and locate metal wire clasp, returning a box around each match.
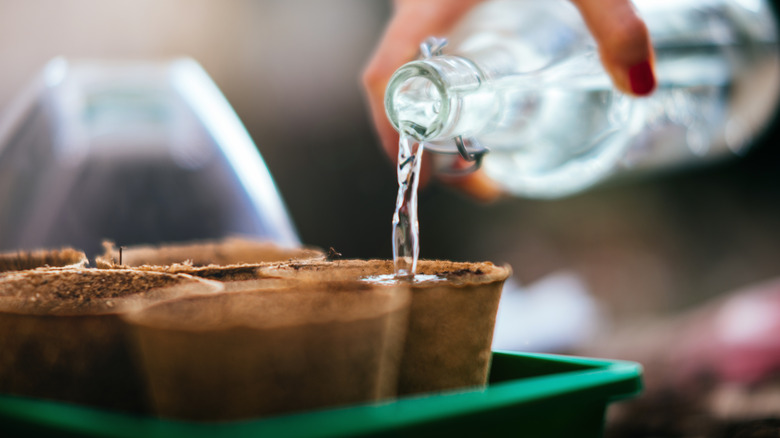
[425,137,489,176]
[418,37,490,176]
[420,37,448,59]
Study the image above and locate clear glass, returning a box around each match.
[385,0,780,198]
[0,58,300,257]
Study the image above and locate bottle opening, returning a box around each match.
[385,65,446,140]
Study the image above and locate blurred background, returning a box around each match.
[2,0,780,434]
[1,0,780,331]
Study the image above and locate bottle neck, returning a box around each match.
[385,55,496,142]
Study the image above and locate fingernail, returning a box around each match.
[628,60,656,95]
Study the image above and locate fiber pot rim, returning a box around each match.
[258,259,512,288]
[0,268,223,316]
[121,281,410,331]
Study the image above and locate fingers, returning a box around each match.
[364,0,654,201]
[361,0,484,188]
[571,0,656,96]
[439,168,505,203]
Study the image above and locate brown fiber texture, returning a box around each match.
[97,237,323,268]
[0,268,222,412]
[255,259,511,395]
[0,248,87,274]
[123,281,410,420]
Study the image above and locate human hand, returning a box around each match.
[362,0,656,202]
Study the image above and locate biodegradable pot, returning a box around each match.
[98,237,323,268]
[123,281,410,421]
[256,259,511,395]
[0,248,87,274]
[0,268,222,412]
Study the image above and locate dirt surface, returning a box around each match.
[440,268,486,277]
[132,264,266,282]
[0,269,184,313]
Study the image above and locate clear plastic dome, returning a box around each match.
[0,58,299,257]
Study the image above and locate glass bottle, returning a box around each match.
[385,0,780,198]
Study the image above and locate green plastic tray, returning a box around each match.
[0,351,642,438]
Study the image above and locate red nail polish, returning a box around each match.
[628,60,656,95]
